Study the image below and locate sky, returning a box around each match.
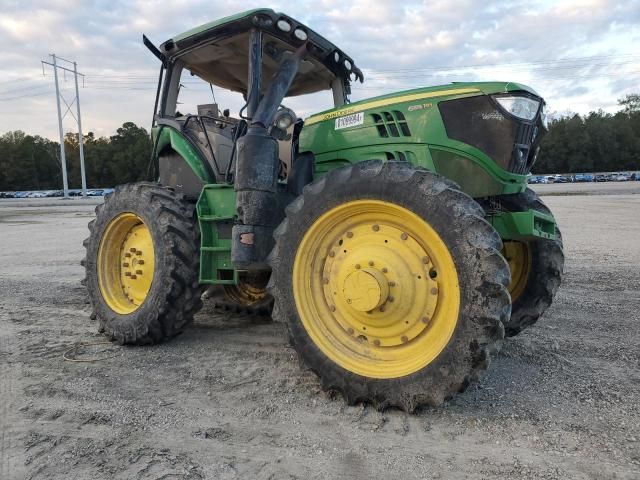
[0,0,639,140]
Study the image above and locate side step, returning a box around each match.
[196,184,238,285]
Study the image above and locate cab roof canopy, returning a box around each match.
[159,8,361,97]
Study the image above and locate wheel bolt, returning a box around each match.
[136,250,143,256]
[137,260,145,265]
[368,261,374,266]
[124,252,132,258]
[347,327,354,335]
[136,270,143,275]
[124,272,131,277]
[431,287,438,295]
[382,267,388,273]
[122,262,130,267]
[330,305,336,312]
[401,335,408,343]
[400,233,408,240]
[422,316,430,324]
[355,264,361,269]
[372,224,380,232]
[422,256,430,264]
[129,247,137,253]
[373,339,381,346]
[388,281,396,287]
[346,231,353,238]
[328,250,335,258]
[130,274,137,279]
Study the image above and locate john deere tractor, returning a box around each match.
[83,9,564,410]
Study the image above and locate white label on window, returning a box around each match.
[335,112,364,130]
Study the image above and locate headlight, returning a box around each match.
[276,19,292,32]
[293,28,307,41]
[274,108,296,130]
[344,59,352,70]
[494,96,540,121]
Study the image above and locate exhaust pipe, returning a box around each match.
[232,42,306,270]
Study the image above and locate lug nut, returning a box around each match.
[388,296,394,302]
[122,262,130,267]
[347,327,354,335]
[422,256,430,264]
[401,335,408,343]
[431,287,438,295]
[368,261,374,267]
[355,264,361,269]
[136,250,143,256]
[124,272,131,277]
[388,281,396,287]
[422,316,430,324]
[372,225,380,232]
[124,252,132,258]
[129,247,137,253]
[137,260,145,265]
[330,305,336,312]
[130,274,137,279]
[400,233,408,240]
[382,267,388,273]
[373,339,381,346]
[136,270,143,275]
[328,250,335,258]
[346,231,353,238]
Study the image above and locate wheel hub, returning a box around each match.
[323,220,440,347]
[342,268,389,312]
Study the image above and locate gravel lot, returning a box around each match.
[1,184,639,479]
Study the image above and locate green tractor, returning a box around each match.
[83,9,564,411]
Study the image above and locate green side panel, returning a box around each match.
[488,210,557,241]
[299,82,533,198]
[153,126,214,183]
[196,184,238,285]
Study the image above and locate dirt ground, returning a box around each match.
[1,184,639,480]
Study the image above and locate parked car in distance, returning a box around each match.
[573,174,594,182]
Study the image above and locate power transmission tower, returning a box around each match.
[41,54,87,197]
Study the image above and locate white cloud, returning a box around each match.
[0,0,638,139]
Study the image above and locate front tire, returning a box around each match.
[499,189,564,336]
[269,161,510,411]
[83,182,203,344]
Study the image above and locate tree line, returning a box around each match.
[0,122,152,191]
[0,95,638,191]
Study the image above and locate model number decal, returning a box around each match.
[335,112,364,130]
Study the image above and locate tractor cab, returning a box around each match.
[147,8,362,187]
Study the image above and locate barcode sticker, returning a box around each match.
[335,112,364,130]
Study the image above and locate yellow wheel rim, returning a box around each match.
[97,213,155,314]
[292,200,460,379]
[502,241,532,303]
[223,273,269,305]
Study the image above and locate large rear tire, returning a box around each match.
[268,161,510,411]
[83,182,203,344]
[499,188,564,336]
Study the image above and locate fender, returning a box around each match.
[153,125,215,183]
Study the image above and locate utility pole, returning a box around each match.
[41,54,87,197]
[73,61,87,196]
